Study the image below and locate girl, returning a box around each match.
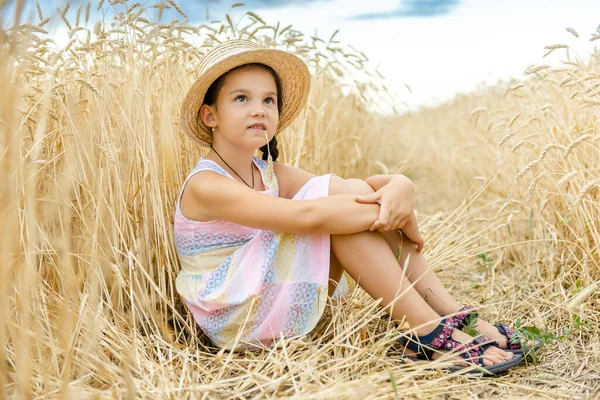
[174,39,528,375]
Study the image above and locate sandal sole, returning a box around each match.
[402,353,523,376]
[449,353,523,375]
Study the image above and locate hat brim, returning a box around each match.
[180,47,311,148]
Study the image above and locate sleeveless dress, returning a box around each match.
[173,156,349,351]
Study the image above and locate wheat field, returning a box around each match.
[1,1,599,398]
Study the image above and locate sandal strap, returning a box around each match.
[435,316,484,366]
[399,322,447,360]
[451,307,502,350]
[450,305,478,330]
[398,317,485,366]
[495,323,521,350]
[451,341,484,367]
[473,336,500,350]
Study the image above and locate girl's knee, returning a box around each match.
[329,176,374,196]
[345,178,375,195]
[328,176,347,195]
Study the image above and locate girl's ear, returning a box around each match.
[199,104,217,128]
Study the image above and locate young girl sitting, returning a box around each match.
[174,39,528,375]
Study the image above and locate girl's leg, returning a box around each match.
[327,177,513,365]
[328,250,344,297]
[332,179,506,348]
[327,178,460,317]
[382,230,461,315]
[381,229,514,348]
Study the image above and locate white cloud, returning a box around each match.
[250,0,600,112]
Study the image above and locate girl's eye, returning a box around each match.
[234,95,276,105]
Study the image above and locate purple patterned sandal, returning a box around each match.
[398,316,523,376]
[450,306,479,330]
[452,306,540,355]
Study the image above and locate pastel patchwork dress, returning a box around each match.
[174,156,349,350]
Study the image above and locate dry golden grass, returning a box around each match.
[1,1,598,398]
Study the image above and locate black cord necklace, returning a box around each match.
[210,145,255,189]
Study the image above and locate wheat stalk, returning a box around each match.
[563,134,594,158]
[498,129,519,146]
[524,64,550,75]
[573,179,600,208]
[543,44,569,57]
[525,171,551,203]
[565,27,579,38]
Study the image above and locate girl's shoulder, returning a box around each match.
[192,157,228,176]
[186,156,275,198]
[177,159,231,223]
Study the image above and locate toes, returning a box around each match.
[483,353,512,366]
[497,348,514,360]
[481,353,503,366]
[491,348,513,360]
[484,347,514,363]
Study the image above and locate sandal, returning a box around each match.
[451,306,541,356]
[398,316,523,376]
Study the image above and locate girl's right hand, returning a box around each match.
[355,175,414,233]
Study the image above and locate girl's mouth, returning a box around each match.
[248,123,267,131]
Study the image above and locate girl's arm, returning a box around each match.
[186,171,380,235]
[364,174,411,191]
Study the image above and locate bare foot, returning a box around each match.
[477,319,511,348]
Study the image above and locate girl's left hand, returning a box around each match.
[355,176,414,233]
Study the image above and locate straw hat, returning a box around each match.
[180,39,312,148]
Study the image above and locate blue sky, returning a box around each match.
[11,0,600,112]
[152,0,464,19]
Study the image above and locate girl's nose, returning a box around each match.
[251,108,266,117]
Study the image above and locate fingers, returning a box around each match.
[355,192,381,204]
[405,234,423,252]
[358,192,413,233]
[390,215,403,232]
[378,203,391,230]
[368,220,379,231]
[392,213,410,232]
[416,239,424,252]
[372,212,413,233]
[397,214,410,229]
[370,208,392,231]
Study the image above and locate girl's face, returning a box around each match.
[207,66,279,150]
